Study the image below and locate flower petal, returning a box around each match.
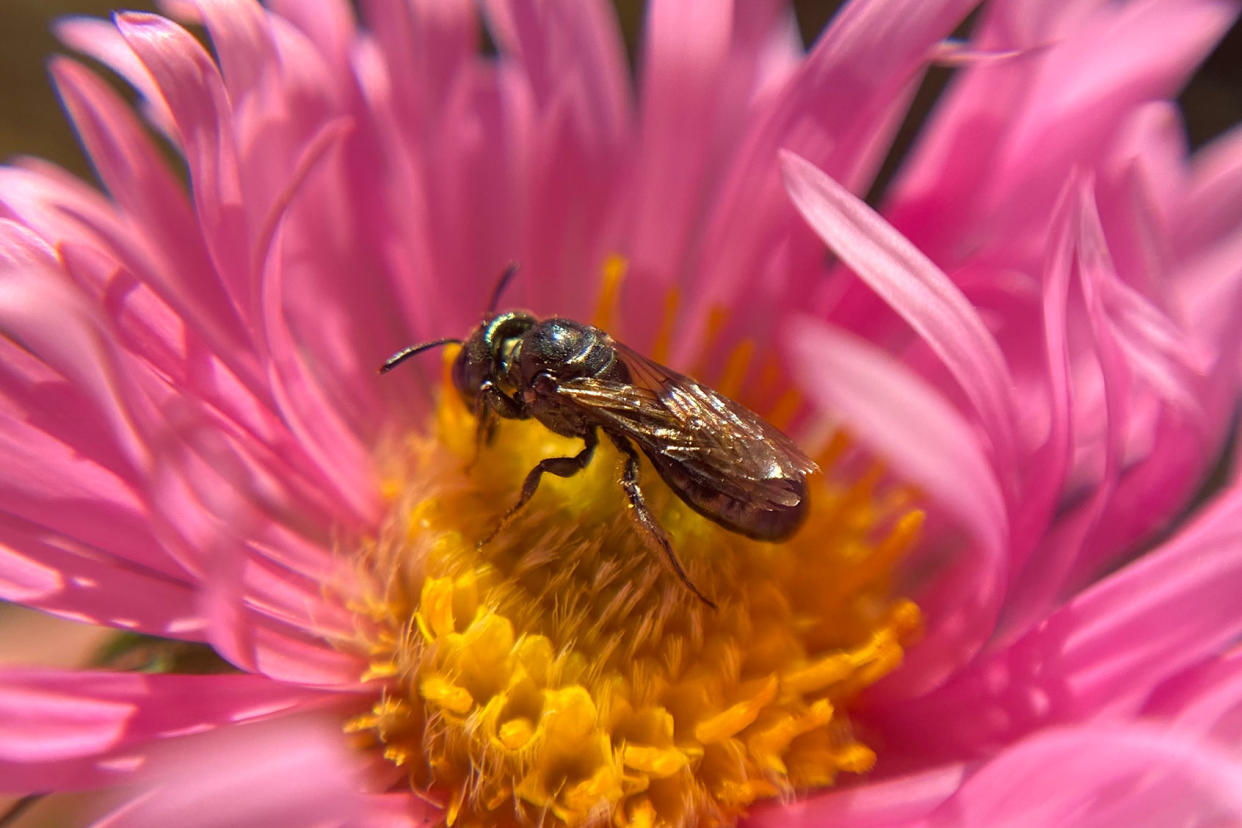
[115,12,250,306]
[266,0,356,72]
[992,182,1075,641]
[876,482,1242,762]
[749,763,966,826]
[360,0,476,129]
[49,57,248,352]
[54,16,177,138]
[0,509,199,639]
[685,0,976,338]
[1178,122,1242,258]
[771,721,1242,826]
[924,724,1242,826]
[788,317,1006,695]
[781,152,1019,487]
[0,221,152,476]
[1078,184,1207,414]
[1143,648,1242,747]
[0,669,341,792]
[482,0,630,147]
[886,0,1237,268]
[257,193,381,527]
[625,0,736,286]
[93,715,418,827]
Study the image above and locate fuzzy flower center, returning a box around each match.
[348,276,922,827]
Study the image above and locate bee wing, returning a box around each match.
[552,344,817,510]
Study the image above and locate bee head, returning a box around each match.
[451,311,537,406]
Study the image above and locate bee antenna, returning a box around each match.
[379,338,463,374]
[486,261,520,312]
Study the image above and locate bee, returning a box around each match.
[381,265,818,608]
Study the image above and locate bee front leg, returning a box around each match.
[607,433,718,610]
[468,407,498,472]
[478,429,599,547]
[469,381,522,470]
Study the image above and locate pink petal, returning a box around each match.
[748,764,966,826]
[256,170,381,527]
[478,0,635,316]
[203,539,358,672]
[1078,185,1208,413]
[134,422,366,685]
[873,482,1242,762]
[191,0,350,249]
[0,159,271,405]
[1173,228,1242,382]
[482,0,630,147]
[0,345,182,582]
[359,0,476,129]
[1178,122,1242,258]
[1000,181,1135,637]
[686,0,976,344]
[992,183,1075,641]
[886,0,1237,268]
[187,0,276,105]
[1061,179,1229,582]
[49,57,247,351]
[0,510,200,639]
[1094,103,1186,299]
[267,0,357,72]
[998,0,1236,203]
[788,317,1007,561]
[624,0,736,292]
[0,221,152,476]
[0,669,342,791]
[225,613,365,687]
[54,17,177,138]
[91,716,410,827]
[780,152,1019,489]
[1143,649,1242,747]
[115,13,250,306]
[788,317,1006,697]
[922,724,1242,826]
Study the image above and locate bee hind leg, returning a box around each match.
[608,434,718,610]
[478,429,598,547]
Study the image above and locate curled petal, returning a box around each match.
[116,12,250,304]
[780,151,1019,490]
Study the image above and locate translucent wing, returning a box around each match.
[551,343,817,518]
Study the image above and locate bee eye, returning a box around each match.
[451,348,474,396]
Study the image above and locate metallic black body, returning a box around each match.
[385,310,818,608]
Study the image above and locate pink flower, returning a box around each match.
[2,0,1241,825]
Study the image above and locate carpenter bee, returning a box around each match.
[380,265,818,608]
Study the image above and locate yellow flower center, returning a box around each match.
[347,265,922,827]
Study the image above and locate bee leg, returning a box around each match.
[608,434,718,610]
[467,407,497,472]
[469,381,520,470]
[478,429,599,547]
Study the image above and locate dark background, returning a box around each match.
[3,1,1240,188]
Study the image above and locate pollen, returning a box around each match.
[350,287,922,827]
